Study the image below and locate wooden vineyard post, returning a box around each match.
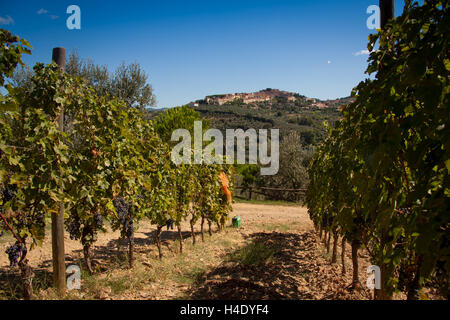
[379,0,395,29]
[51,47,67,294]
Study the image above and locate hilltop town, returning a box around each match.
[205,89,297,105]
[189,88,351,109]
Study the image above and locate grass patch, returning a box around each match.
[106,275,132,295]
[1,267,54,300]
[235,199,301,207]
[261,223,290,232]
[172,266,205,285]
[229,241,278,266]
[102,262,151,295]
[0,273,21,300]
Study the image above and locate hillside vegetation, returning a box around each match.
[145,96,347,203]
[194,103,342,147]
[147,94,348,147]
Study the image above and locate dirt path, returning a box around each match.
[0,203,374,300]
[186,203,372,300]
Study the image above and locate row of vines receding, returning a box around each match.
[0,29,234,299]
[306,0,449,300]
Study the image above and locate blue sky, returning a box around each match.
[1,0,411,108]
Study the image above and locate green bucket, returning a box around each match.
[232,216,241,228]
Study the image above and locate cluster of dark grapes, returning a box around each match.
[5,241,26,267]
[67,215,81,240]
[36,213,45,224]
[29,212,46,233]
[13,212,45,231]
[113,197,134,239]
[1,183,18,226]
[1,184,16,214]
[94,213,103,229]
[166,219,174,230]
[2,184,17,203]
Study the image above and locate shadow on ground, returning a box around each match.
[189,231,320,300]
[0,227,209,299]
[0,267,53,300]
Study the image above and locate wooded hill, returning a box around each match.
[146,92,350,148]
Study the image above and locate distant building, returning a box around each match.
[204,89,302,106]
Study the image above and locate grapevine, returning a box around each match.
[307,0,449,299]
[0,29,235,299]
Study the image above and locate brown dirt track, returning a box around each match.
[0,203,402,300]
